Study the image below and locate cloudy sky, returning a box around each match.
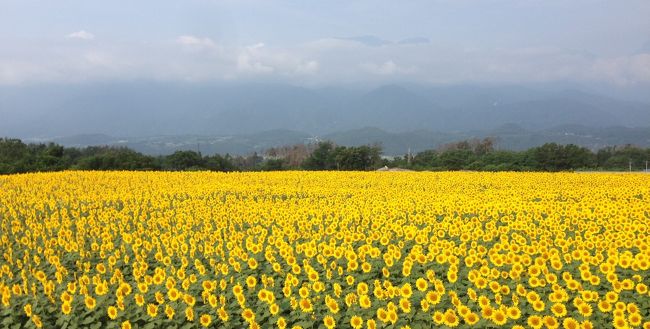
[1,0,649,87]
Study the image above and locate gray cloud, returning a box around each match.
[1,34,650,87]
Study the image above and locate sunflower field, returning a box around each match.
[0,171,649,329]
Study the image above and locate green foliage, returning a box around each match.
[302,142,382,170]
[1,137,649,174]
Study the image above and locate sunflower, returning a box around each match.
[218,307,229,321]
[415,278,428,291]
[426,291,441,305]
[399,298,411,313]
[199,314,212,327]
[577,303,593,317]
[167,288,180,301]
[443,310,459,327]
[107,306,118,320]
[323,315,336,329]
[400,284,413,298]
[326,298,340,313]
[377,308,389,323]
[121,321,132,329]
[492,309,507,325]
[31,315,43,328]
[598,300,612,312]
[185,307,195,321]
[562,318,579,329]
[277,317,287,329]
[629,313,642,327]
[507,306,521,320]
[551,303,567,317]
[231,283,243,295]
[246,276,257,289]
[580,320,594,329]
[612,317,627,329]
[165,305,175,320]
[146,303,158,318]
[84,296,96,310]
[242,308,256,322]
[61,302,72,315]
[528,315,543,329]
[135,293,145,306]
[464,313,479,325]
[543,316,559,329]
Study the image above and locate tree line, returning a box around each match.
[1,137,649,174]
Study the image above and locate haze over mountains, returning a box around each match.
[2,82,650,155]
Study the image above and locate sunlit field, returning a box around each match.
[1,171,649,329]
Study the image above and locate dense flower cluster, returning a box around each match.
[0,171,649,328]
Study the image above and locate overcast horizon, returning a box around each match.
[1,0,649,92]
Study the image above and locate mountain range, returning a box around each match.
[2,82,650,154]
[24,124,649,157]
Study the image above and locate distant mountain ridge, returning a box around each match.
[2,82,650,140]
[28,124,650,156]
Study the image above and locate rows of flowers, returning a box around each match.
[0,171,648,328]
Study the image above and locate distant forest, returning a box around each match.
[1,137,649,174]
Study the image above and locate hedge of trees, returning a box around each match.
[387,138,649,172]
[1,137,649,174]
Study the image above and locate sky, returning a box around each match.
[1,0,649,88]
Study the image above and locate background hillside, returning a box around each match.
[2,82,650,155]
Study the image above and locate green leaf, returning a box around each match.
[1,317,14,326]
[142,322,157,329]
[81,316,96,325]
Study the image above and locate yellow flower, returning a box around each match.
[84,296,96,310]
[551,303,567,317]
[200,314,212,327]
[277,317,287,329]
[415,278,428,291]
[167,288,180,301]
[146,303,158,318]
[299,299,313,313]
[528,315,543,329]
[214,307,227,321]
[24,304,32,317]
[350,315,363,329]
[107,306,118,319]
[185,307,195,322]
[562,318,580,329]
[492,309,507,325]
[242,308,256,322]
[31,315,43,328]
[61,302,72,315]
[165,305,175,320]
[323,315,336,329]
[443,310,459,327]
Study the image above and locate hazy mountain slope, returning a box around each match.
[35,125,650,156]
[2,82,649,139]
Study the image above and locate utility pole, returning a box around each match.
[629,160,632,172]
[646,160,648,172]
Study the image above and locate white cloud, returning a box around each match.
[295,60,319,75]
[66,30,95,40]
[361,60,414,75]
[236,43,274,73]
[2,34,650,88]
[591,54,650,85]
[176,35,217,50]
